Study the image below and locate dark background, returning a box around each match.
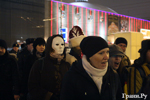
[0,0,150,47]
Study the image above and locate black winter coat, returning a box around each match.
[17,47,31,75]
[0,52,20,100]
[28,56,70,100]
[60,60,122,100]
[20,53,41,94]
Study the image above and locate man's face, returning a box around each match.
[108,55,122,70]
[117,43,127,52]
[13,47,19,52]
[27,43,33,52]
[0,46,6,56]
[146,50,150,63]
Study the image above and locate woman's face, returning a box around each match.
[89,48,109,69]
[52,37,65,54]
[36,44,45,53]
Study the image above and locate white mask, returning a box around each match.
[52,37,65,54]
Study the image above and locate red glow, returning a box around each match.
[67,5,69,43]
[145,21,146,29]
[131,18,133,31]
[141,20,142,29]
[105,12,107,36]
[72,6,74,27]
[147,22,148,29]
[129,18,130,31]
[94,10,95,36]
[77,7,78,25]
[134,18,135,32]
[98,11,99,36]
[81,8,83,29]
[51,1,53,36]
[62,4,64,11]
[136,19,137,32]
[101,12,103,37]
[86,9,87,36]
[90,10,91,15]
[57,2,58,34]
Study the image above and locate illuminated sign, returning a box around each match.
[140,29,150,39]
[59,28,68,43]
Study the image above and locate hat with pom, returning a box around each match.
[69,26,85,47]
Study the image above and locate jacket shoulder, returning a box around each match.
[66,53,77,65]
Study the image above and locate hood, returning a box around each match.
[45,35,65,57]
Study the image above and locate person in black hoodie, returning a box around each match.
[20,37,45,100]
[60,36,122,100]
[0,39,20,100]
[28,35,70,100]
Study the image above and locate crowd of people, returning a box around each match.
[0,25,150,100]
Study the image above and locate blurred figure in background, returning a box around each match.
[28,35,70,100]
[20,37,45,100]
[21,43,26,50]
[9,42,19,55]
[66,26,85,65]
[17,38,34,82]
[0,39,20,100]
[114,37,131,76]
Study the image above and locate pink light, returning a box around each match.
[86,8,87,36]
[51,0,150,22]
[81,8,83,29]
[147,21,148,29]
[141,20,142,29]
[77,7,78,25]
[94,10,95,36]
[51,1,53,36]
[62,4,64,11]
[67,5,69,43]
[145,21,146,29]
[101,12,103,37]
[72,6,74,27]
[105,12,107,36]
[129,18,130,31]
[131,18,133,31]
[57,2,58,34]
[134,18,135,31]
[98,11,99,36]
[136,19,137,32]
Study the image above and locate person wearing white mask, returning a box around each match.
[60,36,122,100]
[28,35,70,100]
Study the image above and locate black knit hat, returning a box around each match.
[12,43,19,47]
[114,37,127,46]
[0,39,7,50]
[33,37,46,49]
[26,38,35,45]
[138,39,150,53]
[80,36,108,59]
